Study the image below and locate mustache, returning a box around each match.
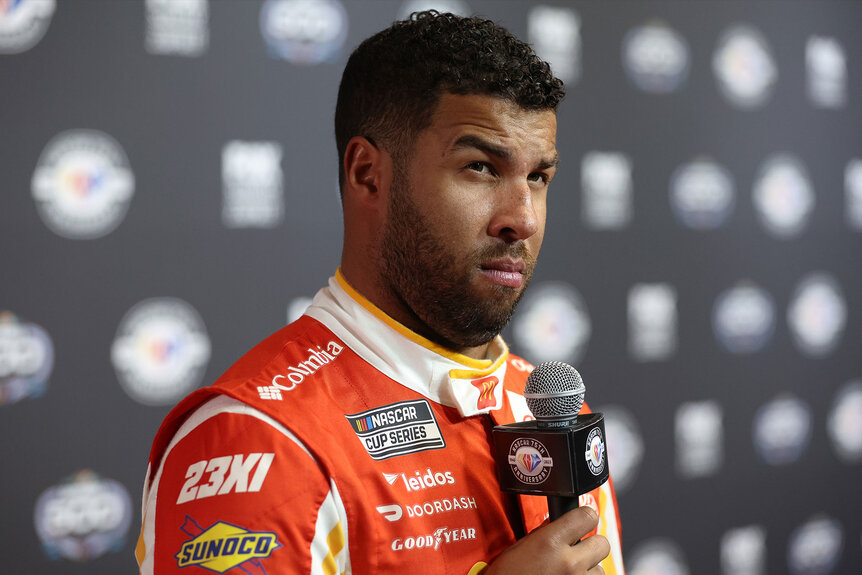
[474,241,535,267]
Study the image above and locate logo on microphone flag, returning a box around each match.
[585,427,606,476]
[507,438,553,485]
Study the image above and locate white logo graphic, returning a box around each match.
[398,0,470,19]
[528,5,580,85]
[806,36,846,108]
[713,282,775,354]
[721,525,766,575]
[827,380,862,463]
[582,152,633,229]
[145,0,209,57]
[376,504,403,522]
[511,282,591,365]
[267,342,344,395]
[31,130,135,239]
[391,526,476,552]
[788,517,843,575]
[787,273,846,357]
[177,453,275,504]
[622,21,690,93]
[0,0,55,54]
[753,394,812,466]
[670,158,735,229]
[713,24,777,108]
[585,427,605,476]
[0,311,53,406]
[627,539,691,575]
[597,405,643,493]
[845,159,862,230]
[260,0,347,64]
[404,496,477,519]
[753,155,814,238]
[628,283,677,361]
[111,298,211,406]
[222,140,284,228]
[675,400,723,478]
[386,468,455,492]
[34,470,132,562]
[508,438,553,485]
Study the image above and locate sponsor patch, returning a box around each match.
[346,399,445,461]
[177,516,280,573]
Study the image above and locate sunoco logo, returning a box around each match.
[585,427,606,476]
[176,516,280,572]
[346,399,445,461]
[507,437,553,485]
[31,130,135,239]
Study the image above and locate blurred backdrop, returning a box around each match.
[1,0,861,573]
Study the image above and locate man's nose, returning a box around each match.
[487,179,540,242]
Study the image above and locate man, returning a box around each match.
[137,11,623,574]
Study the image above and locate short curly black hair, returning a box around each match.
[335,10,565,192]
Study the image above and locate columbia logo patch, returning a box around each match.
[346,399,445,460]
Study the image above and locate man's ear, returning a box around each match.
[343,136,392,205]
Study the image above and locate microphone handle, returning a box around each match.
[547,494,579,521]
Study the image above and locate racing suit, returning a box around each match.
[136,271,625,574]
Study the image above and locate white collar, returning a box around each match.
[304,271,509,417]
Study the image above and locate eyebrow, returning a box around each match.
[451,134,559,171]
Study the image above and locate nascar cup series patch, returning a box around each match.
[176,516,280,573]
[346,399,446,460]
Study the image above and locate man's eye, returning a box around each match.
[467,162,491,174]
[528,172,549,184]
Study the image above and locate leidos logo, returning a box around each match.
[383,468,455,492]
[176,516,280,572]
[471,376,499,410]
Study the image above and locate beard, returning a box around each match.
[379,176,536,350]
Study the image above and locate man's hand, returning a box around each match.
[485,507,610,574]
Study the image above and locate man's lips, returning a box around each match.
[479,258,526,289]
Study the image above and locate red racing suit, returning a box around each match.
[136,271,625,574]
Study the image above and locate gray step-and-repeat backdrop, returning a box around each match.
[2,1,861,573]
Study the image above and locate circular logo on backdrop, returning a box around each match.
[670,158,736,229]
[713,282,776,354]
[622,21,690,93]
[507,437,553,485]
[0,311,53,406]
[260,0,347,64]
[0,0,55,54]
[585,427,606,476]
[787,273,846,357]
[31,130,135,240]
[752,155,815,239]
[626,539,691,575]
[33,469,132,562]
[510,282,591,365]
[111,298,211,405]
[713,24,777,108]
[752,394,812,466]
[827,380,862,463]
[787,516,843,575]
[596,405,644,493]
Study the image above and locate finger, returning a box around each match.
[571,533,610,566]
[543,506,600,546]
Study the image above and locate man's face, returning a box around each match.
[379,93,558,351]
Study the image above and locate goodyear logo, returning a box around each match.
[176,516,280,573]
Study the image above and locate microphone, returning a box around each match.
[492,362,609,522]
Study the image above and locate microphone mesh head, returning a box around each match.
[524,361,585,421]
